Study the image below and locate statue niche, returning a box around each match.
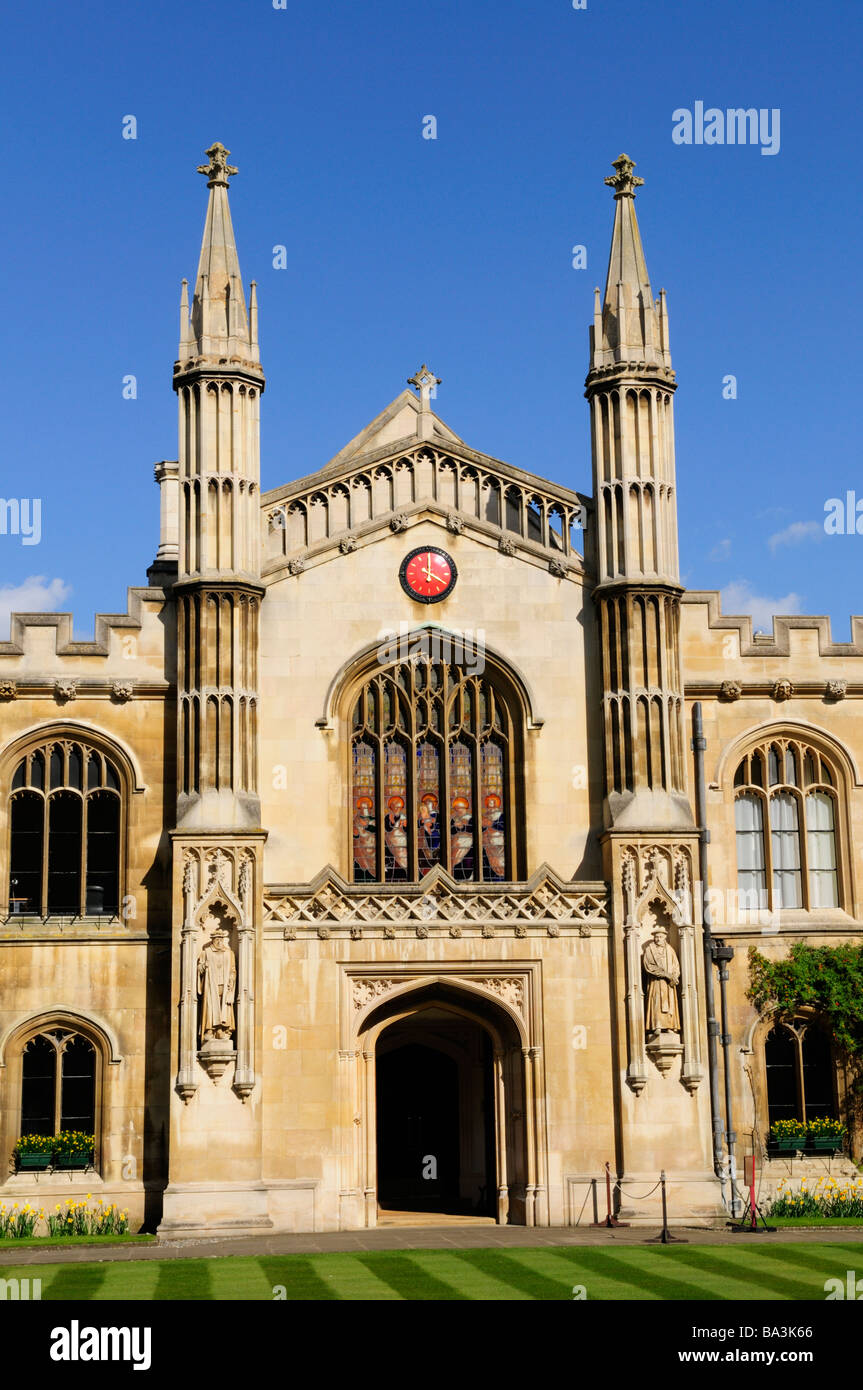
[640,900,684,1076]
[196,909,238,1079]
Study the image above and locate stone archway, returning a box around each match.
[376,1017,495,1219]
[346,977,541,1228]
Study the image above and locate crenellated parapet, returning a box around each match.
[0,588,170,664]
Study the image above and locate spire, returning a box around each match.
[590,154,672,373]
[179,143,258,367]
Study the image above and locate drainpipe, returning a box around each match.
[713,937,739,1215]
[691,703,729,1209]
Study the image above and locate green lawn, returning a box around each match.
[1,1243,860,1300]
[0,1234,156,1250]
[765,1216,863,1229]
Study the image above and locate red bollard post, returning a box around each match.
[593,1161,629,1228]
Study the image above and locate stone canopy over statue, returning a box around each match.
[197,919,237,1044]
[642,921,681,1035]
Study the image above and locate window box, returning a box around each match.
[811,1135,844,1153]
[52,1149,93,1170]
[774,1136,801,1152]
[16,1150,52,1171]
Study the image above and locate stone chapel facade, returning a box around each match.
[0,145,860,1236]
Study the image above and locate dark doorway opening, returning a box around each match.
[376,1022,495,1217]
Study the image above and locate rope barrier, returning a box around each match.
[614,1180,662,1200]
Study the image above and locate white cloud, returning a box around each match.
[0,576,71,638]
[767,520,823,553]
[709,537,731,561]
[720,580,802,633]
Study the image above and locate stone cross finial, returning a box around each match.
[197,142,238,188]
[408,364,441,410]
[604,153,644,200]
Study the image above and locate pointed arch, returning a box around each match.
[333,634,531,883]
[724,722,855,914]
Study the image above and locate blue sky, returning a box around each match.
[1,0,860,637]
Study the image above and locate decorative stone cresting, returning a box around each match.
[266,871,608,937]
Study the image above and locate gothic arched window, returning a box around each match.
[733,739,840,911]
[8,741,122,916]
[765,1020,836,1130]
[350,655,519,883]
[20,1030,97,1137]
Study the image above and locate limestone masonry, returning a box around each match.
[1,146,859,1235]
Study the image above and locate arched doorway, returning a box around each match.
[352,979,535,1226]
[376,1019,496,1218]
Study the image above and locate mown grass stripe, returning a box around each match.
[153,1257,214,1301]
[305,1252,404,1300]
[746,1241,862,1287]
[501,1247,642,1299]
[354,1252,470,1301]
[448,1249,570,1300]
[257,1255,339,1301]
[42,1261,108,1301]
[90,1261,162,1300]
[533,1247,716,1300]
[206,1256,276,1301]
[595,1246,782,1302]
[659,1247,808,1301]
[396,1250,533,1300]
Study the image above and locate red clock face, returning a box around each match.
[399,547,457,603]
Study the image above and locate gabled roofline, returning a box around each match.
[262,433,589,514]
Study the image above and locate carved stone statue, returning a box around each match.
[642,923,681,1035]
[197,921,237,1044]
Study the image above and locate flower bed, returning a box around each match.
[768,1174,863,1219]
[0,1202,43,1238]
[47,1198,129,1237]
[0,1197,129,1239]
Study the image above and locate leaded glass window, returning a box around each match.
[8,741,122,916]
[350,656,517,883]
[733,739,841,912]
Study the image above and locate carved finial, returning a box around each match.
[604,153,644,200]
[197,142,238,189]
[407,364,441,410]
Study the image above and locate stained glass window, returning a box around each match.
[349,654,517,882]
